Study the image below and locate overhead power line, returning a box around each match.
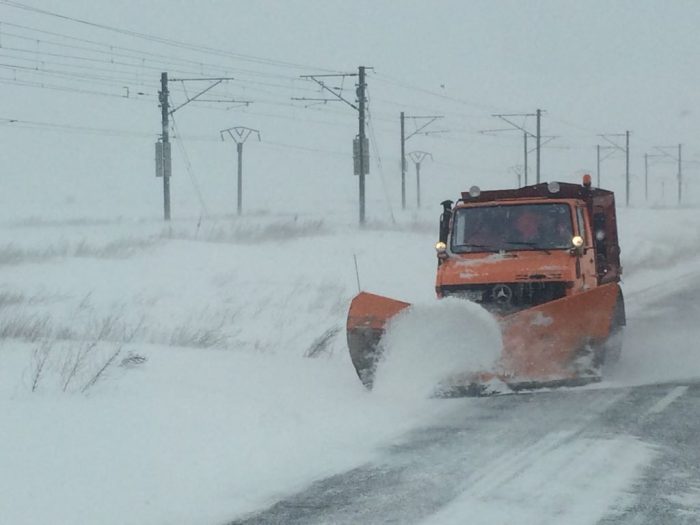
[0,114,351,158]
[0,0,340,72]
[373,72,510,114]
[0,76,152,99]
[0,20,341,88]
[0,116,155,137]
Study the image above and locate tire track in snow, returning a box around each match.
[227,387,647,525]
[456,391,627,501]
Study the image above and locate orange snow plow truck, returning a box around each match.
[347,176,625,395]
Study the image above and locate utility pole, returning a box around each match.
[661,180,666,203]
[536,109,542,183]
[358,66,367,224]
[523,132,528,186]
[625,130,630,207]
[400,113,445,208]
[158,72,171,221]
[220,127,261,215]
[296,66,373,225]
[678,143,682,205]
[510,165,523,187]
[155,72,238,221]
[644,152,659,203]
[485,110,551,184]
[654,144,684,205]
[407,151,432,208]
[598,131,631,206]
[644,153,648,203]
[401,112,405,209]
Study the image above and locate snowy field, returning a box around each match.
[1,204,699,525]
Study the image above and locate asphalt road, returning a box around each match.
[228,379,700,525]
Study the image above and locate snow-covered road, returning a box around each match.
[231,380,699,525]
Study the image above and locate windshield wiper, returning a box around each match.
[455,243,498,252]
[503,240,537,246]
[503,240,550,254]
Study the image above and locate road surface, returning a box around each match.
[228,377,699,525]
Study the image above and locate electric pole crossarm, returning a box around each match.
[300,73,359,78]
[598,134,627,152]
[479,128,519,134]
[491,113,538,117]
[299,76,358,110]
[170,77,237,82]
[170,80,223,114]
[407,151,433,163]
[599,146,618,162]
[197,98,252,105]
[405,116,444,140]
[291,97,342,104]
[220,126,261,144]
[645,154,667,164]
[421,130,449,136]
[492,114,536,136]
[653,147,678,161]
[528,136,558,152]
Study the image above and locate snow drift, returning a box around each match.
[373,297,502,399]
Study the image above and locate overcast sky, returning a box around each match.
[1,0,698,222]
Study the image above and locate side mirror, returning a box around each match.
[439,200,453,244]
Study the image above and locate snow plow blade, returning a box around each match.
[497,282,620,384]
[347,283,622,393]
[346,292,411,388]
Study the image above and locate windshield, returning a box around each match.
[451,203,574,253]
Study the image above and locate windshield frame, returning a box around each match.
[450,202,576,254]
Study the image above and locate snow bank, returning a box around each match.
[0,214,446,525]
[373,297,502,399]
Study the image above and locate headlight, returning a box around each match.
[469,185,481,198]
[572,236,584,248]
[435,241,447,253]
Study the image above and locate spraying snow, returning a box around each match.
[373,297,502,399]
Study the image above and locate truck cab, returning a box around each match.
[435,177,623,316]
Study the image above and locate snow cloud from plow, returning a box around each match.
[373,298,502,399]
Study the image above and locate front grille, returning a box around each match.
[440,281,567,314]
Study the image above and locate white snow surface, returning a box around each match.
[374,297,502,399]
[423,434,656,525]
[0,205,699,524]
